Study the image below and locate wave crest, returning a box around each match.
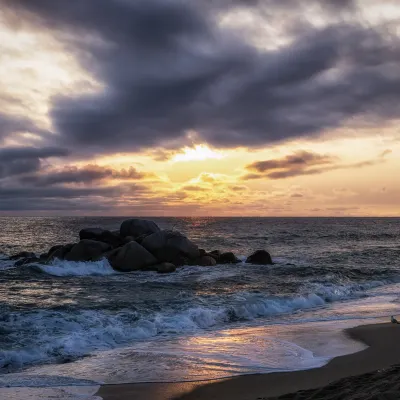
[31,259,116,277]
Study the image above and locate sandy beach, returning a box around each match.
[97,322,400,400]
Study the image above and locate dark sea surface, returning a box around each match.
[0,217,399,396]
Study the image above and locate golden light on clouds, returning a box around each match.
[172,145,225,163]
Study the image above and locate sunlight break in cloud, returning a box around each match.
[172,145,225,163]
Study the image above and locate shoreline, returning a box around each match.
[97,322,400,400]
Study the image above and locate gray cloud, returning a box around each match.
[243,150,385,180]
[247,151,335,173]
[2,0,400,155]
[0,182,149,212]
[20,165,153,186]
[0,146,69,161]
[0,113,50,143]
[0,146,69,179]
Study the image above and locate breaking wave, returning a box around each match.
[31,258,116,277]
[0,280,388,371]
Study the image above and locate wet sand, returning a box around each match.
[97,323,400,400]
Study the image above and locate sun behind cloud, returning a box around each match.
[172,145,224,163]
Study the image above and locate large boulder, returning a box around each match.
[64,240,111,262]
[141,230,200,263]
[107,241,158,272]
[120,219,160,238]
[218,252,240,264]
[79,228,124,248]
[246,250,273,265]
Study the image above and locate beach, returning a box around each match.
[97,322,400,400]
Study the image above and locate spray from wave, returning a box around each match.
[31,259,116,277]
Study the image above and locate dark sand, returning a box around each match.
[97,323,400,400]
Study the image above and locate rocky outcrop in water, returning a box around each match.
[218,252,240,264]
[246,250,273,265]
[8,218,273,273]
[194,255,217,266]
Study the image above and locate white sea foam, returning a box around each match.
[31,258,116,277]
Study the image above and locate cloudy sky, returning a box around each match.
[0,0,399,216]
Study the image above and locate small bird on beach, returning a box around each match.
[391,316,399,324]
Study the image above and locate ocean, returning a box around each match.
[0,217,399,399]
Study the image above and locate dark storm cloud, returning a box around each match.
[20,165,153,186]
[0,146,69,179]
[243,151,385,180]
[2,0,400,154]
[0,146,69,161]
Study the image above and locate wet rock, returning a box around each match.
[10,251,35,260]
[64,240,111,262]
[219,252,240,264]
[170,254,189,267]
[141,230,200,263]
[156,262,176,274]
[246,250,273,265]
[79,228,124,248]
[47,244,74,261]
[120,219,160,238]
[123,236,136,244]
[208,250,221,262]
[134,234,149,245]
[107,241,158,272]
[47,245,64,256]
[194,255,217,266]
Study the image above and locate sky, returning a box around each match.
[0,0,399,216]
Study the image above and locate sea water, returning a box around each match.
[0,217,399,399]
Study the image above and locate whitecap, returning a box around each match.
[31,258,116,277]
